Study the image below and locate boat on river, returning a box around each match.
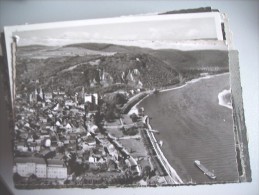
[194,160,216,180]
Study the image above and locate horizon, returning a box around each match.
[16,40,228,51]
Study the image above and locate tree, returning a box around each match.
[74,162,85,176]
[130,113,139,123]
[68,152,77,168]
[29,174,37,180]
[44,151,56,160]
[123,126,138,136]
[104,108,116,122]
[13,172,22,183]
[142,165,151,179]
[94,110,104,126]
[58,146,65,154]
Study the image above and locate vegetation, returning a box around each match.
[130,113,140,123]
[122,126,138,136]
[16,43,229,96]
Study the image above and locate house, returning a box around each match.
[44,92,53,100]
[35,145,41,152]
[16,142,28,152]
[65,99,75,107]
[59,91,65,95]
[26,137,34,144]
[80,142,93,151]
[50,145,57,151]
[53,90,59,95]
[107,159,118,171]
[84,95,92,104]
[63,140,70,145]
[29,88,44,103]
[128,156,141,176]
[88,156,97,163]
[55,120,62,127]
[129,90,135,95]
[89,124,98,133]
[65,123,72,130]
[84,93,98,105]
[43,138,51,148]
[138,107,145,116]
[39,116,47,123]
[67,133,77,144]
[19,132,29,140]
[53,103,61,111]
[35,139,42,145]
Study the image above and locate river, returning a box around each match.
[138,73,239,184]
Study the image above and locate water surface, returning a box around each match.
[139,74,238,184]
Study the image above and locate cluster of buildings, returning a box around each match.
[13,86,142,183]
[14,87,101,180]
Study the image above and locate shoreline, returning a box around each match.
[126,72,230,184]
[143,116,183,184]
[127,72,230,115]
[160,72,230,93]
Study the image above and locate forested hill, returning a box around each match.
[16,43,229,94]
[67,43,229,72]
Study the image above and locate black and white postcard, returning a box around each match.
[2,8,251,189]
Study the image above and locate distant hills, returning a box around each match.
[65,43,229,71]
[159,7,219,15]
[16,43,229,94]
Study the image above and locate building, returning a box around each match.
[65,99,75,106]
[16,142,28,152]
[29,88,44,103]
[14,157,47,178]
[47,159,67,179]
[126,156,141,176]
[84,93,98,105]
[44,92,53,100]
[13,157,67,179]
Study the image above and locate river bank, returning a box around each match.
[127,72,230,116]
[143,116,183,184]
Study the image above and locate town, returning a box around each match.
[13,84,170,187]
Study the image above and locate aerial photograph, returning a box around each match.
[10,11,247,188]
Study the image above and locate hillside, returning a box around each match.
[66,43,229,71]
[15,43,229,94]
[16,53,179,94]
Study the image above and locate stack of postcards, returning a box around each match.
[0,7,251,189]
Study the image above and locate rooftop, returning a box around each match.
[14,157,46,164]
[47,159,65,166]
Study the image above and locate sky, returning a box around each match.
[15,13,223,48]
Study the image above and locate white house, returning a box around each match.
[16,142,28,152]
[44,92,53,100]
[84,93,98,105]
[65,99,76,106]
